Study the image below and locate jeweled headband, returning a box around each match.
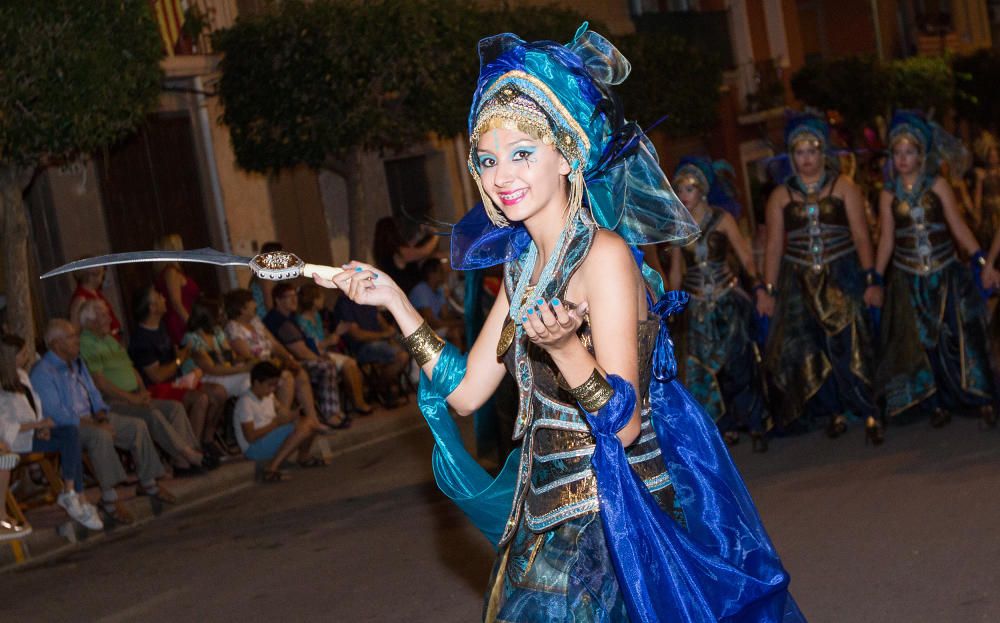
[672,164,709,195]
[469,73,590,226]
[888,125,927,154]
[786,126,825,152]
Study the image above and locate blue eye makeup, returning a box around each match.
[477,154,496,169]
[511,147,536,161]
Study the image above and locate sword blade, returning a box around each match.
[40,248,253,279]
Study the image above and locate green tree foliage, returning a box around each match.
[213,0,591,173]
[0,1,162,167]
[0,0,162,349]
[886,56,953,114]
[790,55,887,134]
[615,33,723,136]
[791,54,955,137]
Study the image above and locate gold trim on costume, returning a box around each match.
[402,321,445,366]
[567,369,614,412]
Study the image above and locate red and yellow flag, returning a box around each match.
[152,0,185,57]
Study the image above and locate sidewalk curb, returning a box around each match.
[1,404,427,574]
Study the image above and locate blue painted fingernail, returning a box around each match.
[355,267,363,272]
[552,298,560,306]
[372,273,379,279]
[521,316,528,323]
[536,298,544,306]
[527,308,534,315]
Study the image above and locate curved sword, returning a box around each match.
[40,248,344,282]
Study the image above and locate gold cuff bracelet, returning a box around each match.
[568,369,615,413]
[402,321,445,367]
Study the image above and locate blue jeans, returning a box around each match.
[32,425,84,493]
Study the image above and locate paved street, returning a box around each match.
[2,411,998,623]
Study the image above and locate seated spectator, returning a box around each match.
[409,258,465,347]
[223,289,323,424]
[297,284,373,415]
[32,320,174,526]
[333,293,410,407]
[68,265,122,340]
[154,234,201,345]
[235,362,329,482]
[78,300,213,476]
[129,286,227,456]
[0,334,103,532]
[250,241,284,318]
[373,217,441,295]
[183,300,252,397]
[264,283,347,427]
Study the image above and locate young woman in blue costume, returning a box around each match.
[874,111,997,428]
[665,157,771,451]
[758,114,884,444]
[316,25,805,623]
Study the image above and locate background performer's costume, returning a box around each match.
[876,111,996,418]
[672,157,770,441]
[420,25,806,622]
[764,115,876,430]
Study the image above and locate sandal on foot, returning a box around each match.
[326,413,352,429]
[261,469,290,483]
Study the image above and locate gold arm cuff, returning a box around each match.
[402,321,445,367]
[568,369,615,413]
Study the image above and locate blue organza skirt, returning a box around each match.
[486,513,629,622]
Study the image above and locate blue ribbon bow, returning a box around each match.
[651,291,689,382]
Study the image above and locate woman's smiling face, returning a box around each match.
[475,127,571,224]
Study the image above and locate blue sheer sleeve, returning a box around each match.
[417,343,518,547]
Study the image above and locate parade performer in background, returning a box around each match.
[758,114,883,443]
[665,156,771,451]
[874,111,996,428]
[316,24,804,623]
[972,131,1000,251]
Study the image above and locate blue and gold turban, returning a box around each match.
[886,109,969,179]
[454,23,698,269]
[784,112,830,153]
[672,156,742,217]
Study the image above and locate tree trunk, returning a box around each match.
[0,164,36,357]
[325,146,368,261]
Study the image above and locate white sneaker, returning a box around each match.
[57,492,104,531]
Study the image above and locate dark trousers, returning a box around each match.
[31,425,84,493]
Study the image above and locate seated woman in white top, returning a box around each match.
[182,301,252,397]
[223,289,322,424]
[0,334,102,532]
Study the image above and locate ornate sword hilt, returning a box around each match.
[250,251,344,281]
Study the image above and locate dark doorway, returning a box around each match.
[97,111,220,333]
[384,155,433,239]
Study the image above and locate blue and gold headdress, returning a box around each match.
[454,24,698,269]
[784,112,829,154]
[887,109,969,179]
[672,156,742,217]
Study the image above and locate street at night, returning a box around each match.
[3,410,998,623]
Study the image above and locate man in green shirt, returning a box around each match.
[78,300,214,475]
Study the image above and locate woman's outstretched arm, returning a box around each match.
[317,262,509,416]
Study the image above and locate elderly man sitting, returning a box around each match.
[31,320,174,525]
[78,300,215,476]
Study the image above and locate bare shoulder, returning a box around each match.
[930,175,951,193]
[584,229,636,276]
